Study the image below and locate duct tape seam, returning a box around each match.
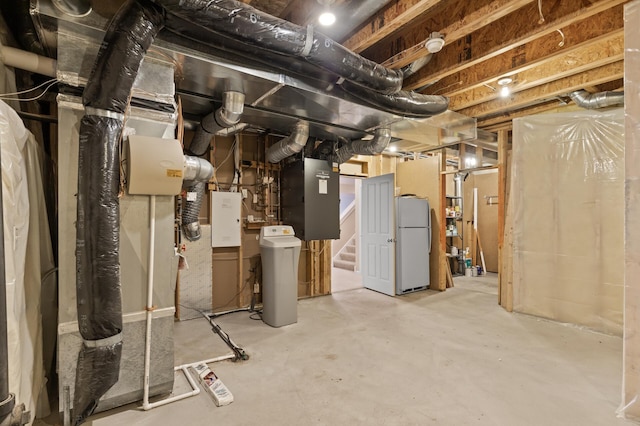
[302,25,314,57]
[82,333,123,348]
[84,106,124,121]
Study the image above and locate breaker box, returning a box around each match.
[211,191,242,247]
[281,158,340,241]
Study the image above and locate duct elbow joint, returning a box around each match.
[217,91,245,127]
[266,121,310,163]
[183,156,214,183]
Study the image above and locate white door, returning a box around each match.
[361,173,395,296]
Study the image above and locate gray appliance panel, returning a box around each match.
[397,197,430,229]
[281,158,340,241]
[396,227,430,293]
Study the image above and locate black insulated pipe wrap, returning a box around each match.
[74,0,164,424]
[157,0,403,95]
[83,0,165,112]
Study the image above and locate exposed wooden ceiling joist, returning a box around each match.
[449,31,624,110]
[343,0,446,52]
[402,0,628,91]
[421,5,624,98]
[459,60,624,118]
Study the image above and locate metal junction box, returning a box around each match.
[281,158,340,241]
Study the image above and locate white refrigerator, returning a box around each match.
[395,197,431,295]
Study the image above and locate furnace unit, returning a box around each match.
[281,158,340,240]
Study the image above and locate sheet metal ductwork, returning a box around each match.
[332,128,392,164]
[157,0,403,95]
[266,121,310,163]
[569,90,624,109]
[73,0,164,424]
[183,91,244,241]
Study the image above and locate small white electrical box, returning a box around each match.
[211,191,242,247]
[127,135,183,196]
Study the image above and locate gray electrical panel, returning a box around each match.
[281,158,340,240]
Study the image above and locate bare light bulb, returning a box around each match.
[319,11,336,26]
[388,146,397,152]
[500,85,510,98]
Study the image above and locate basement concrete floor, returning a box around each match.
[47,272,634,425]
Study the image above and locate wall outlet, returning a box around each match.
[252,194,258,204]
[253,283,260,293]
[241,188,248,199]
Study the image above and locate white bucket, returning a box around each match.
[465,268,473,277]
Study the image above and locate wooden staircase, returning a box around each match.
[333,237,356,271]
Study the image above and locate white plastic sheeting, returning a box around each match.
[622,0,640,420]
[0,100,55,423]
[512,108,624,335]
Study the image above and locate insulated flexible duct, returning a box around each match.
[156,0,403,95]
[266,121,310,163]
[332,128,392,164]
[181,181,206,241]
[569,90,624,109]
[158,13,448,118]
[74,0,164,424]
[339,80,449,118]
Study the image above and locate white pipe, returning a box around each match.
[0,46,56,78]
[142,354,236,410]
[142,195,156,410]
[142,195,237,410]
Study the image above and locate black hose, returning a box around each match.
[157,0,403,95]
[73,0,164,424]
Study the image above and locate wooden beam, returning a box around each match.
[449,31,624,110]
[402,0,627,90]
[380,0,534,68]
[420,5,624,96]
[477,100,575,129]
[343,0,446,53]
[458,60,624,118]
[497,129,507,306]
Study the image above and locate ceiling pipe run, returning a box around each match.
[266,121,310,163]
[569,90,624,109]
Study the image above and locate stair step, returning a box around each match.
[344,244,356,253]
[333,259,355,271]
[340,252,356,262]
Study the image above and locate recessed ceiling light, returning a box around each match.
[319,11,336,26]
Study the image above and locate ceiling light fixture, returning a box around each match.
[497,77,513,98]
[318,0,336,26]
[318,11,336,26]
[425,32,445,53]
[388,146,398,152]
